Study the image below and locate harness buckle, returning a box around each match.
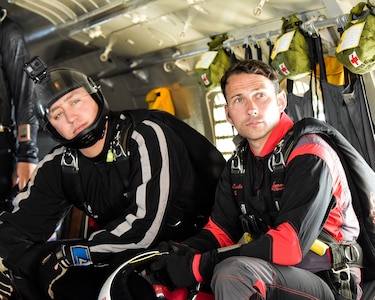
[113,143,127,159]
[231,154,245,174]
[268,139,286,172]
[61,148,79,172]
[330,263,353,298]
[331,263,351,283]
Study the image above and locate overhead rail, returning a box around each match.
[99,14,349,79]
[222,14,348,49]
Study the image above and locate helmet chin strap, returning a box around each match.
[63,114,108,149]
[78,122,109,158]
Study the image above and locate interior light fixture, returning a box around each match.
[126,39,135,45]
[132,69,149,83]
[193,4,210,15]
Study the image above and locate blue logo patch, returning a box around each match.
[70,246,92,266]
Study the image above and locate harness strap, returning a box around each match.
[268,131,294,211]
[318,229,363,299]
[230,139,248,214]
[61,148,87,212]
[61,114,132,237]
[318,230,363,269]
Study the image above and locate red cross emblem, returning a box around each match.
[349,51,362,67]
[279,63,290,75]
[201,73,210,86]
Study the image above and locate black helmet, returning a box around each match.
[33,68,109,149]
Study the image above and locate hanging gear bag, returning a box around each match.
[270,14,311,80]
[336,1,375,74]
[195,34,232,89]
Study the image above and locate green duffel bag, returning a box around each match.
[336,1,375,74]
[271,14,311,80]
[195,34,232,89]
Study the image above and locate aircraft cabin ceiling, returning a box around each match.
[0,0,362,78]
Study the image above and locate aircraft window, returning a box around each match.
[209,90,238,160]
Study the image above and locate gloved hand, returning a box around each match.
[39,244,92,299]
[0,258,12,300]
[156,240,196,255]
[150,244,220,290]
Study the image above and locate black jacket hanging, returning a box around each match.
[316,32,375,171]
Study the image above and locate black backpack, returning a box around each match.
[122,109,226,228]
[290,118,375,281]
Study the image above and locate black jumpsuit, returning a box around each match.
[0,111,196,299]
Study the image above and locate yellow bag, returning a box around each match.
[145,87,175,115]
[316,56,345,85]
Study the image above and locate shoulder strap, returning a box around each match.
[230,138,248,215]
[112,113,132,190]
[60,147,92,239]
[268,130,295,211]
[61,148,86,210]
[230,131,296,214]
[120,114,134,154]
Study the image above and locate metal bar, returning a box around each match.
[98,14,349,79]
[224,14,348,49]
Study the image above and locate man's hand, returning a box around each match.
[156,240,195,255]
[150,247,198,289]
[150,241,219,289]
[150,241,243,290]
[39,244,92,299]
[12,162,37,191]
[0,258,13,300]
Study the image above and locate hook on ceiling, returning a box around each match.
[254,0,268,16]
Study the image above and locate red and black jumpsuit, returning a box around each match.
[184,113,361,299]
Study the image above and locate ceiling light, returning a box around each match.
[132,69,149,83]
[193,5,210,15]
[186,0,204,4]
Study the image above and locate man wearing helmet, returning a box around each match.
[0,61,222,299]
[32,67,110,150]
